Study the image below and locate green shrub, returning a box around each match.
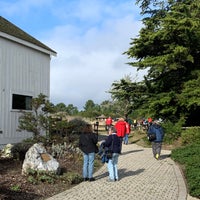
[27,175,37,185]
[181,127,200,145]
[11,136,50,161]
[10,185,21,192]
[60,172,82,184]
[51,142,67,158]
[26,169,57,184]
[162,120,183,144]
[26,168,82,185]
[11,142,33,161]
[171,143,200,198]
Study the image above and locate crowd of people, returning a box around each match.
[78,116,164,182]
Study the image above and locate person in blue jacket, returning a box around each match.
[105,126,121,182]
[147,120,164,160]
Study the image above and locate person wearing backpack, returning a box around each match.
[105,126,121,182]
[147,120,165,160]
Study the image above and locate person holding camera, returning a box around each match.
[104,126,120,182]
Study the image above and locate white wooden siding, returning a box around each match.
[0,36,51,147]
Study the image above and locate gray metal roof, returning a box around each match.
[0,16,57,55]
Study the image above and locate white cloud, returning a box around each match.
[0,0,145,110]
[47,14,143,110]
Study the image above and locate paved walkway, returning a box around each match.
[46,142,191,200]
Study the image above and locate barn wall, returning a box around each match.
[0,37,51,147]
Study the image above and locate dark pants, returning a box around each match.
[105,125,112,131]
[119,137,123,153]
[152,142,162,157]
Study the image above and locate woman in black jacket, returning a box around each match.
[105,126,120,182]
[79,124,98,181]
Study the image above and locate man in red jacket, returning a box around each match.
[114,118,126,153]
[105,116,113,131]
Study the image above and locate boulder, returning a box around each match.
[22,143,60,175]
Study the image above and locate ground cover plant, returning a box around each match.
[171,128,200,199]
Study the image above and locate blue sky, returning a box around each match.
[1,0,146,110]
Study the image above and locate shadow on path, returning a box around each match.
[121,149,144,155]
[118,168,145,179]
[159,154,171,160]
[95,168,145,181]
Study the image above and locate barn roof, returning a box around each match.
[0,16,57,55]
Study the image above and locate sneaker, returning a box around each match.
[89,178,95,182]
[83,178,89,181]
[115,178,119,181]
[156,154,159,159]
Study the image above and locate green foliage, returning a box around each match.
[67,118,88,134]
[123,0,200,126]
[109,75,147,118]
[10,185,21,192]
[81,100,101,118]
[26,167,82,186]
[51,142,67,158]
[27,175,38,185]
[16,116,88,161]
[54,103,67,112]
[60,172,82,185]
[50,118,89,158]
[171,143,200,198]
[11,135,50,160]
[11,141,33,161]
[26,169,57,184]
[54,103,78,115]
[64,118,88,147]
[18,93,56,139]
[37,171,56,184]
[162,119,184,144]
[66,104,79,115]
[181,127,200,145]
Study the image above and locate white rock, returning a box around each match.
[22,143,60,175]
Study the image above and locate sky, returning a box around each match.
[1,0,146,110]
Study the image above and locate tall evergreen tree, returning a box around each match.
[124,0,200,125]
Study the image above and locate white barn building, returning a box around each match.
[0,16,57,148]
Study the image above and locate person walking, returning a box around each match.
[115,118,126,153]
[124,119,131,145]
[79,123,98,181]
[147,120,165,160]
[105,116,113,131]
[105,126,120,182]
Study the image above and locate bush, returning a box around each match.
[11,136,49,161]
[26,169,58,184]
[63,118,89,147]
[181,127,200,145]
[162,120,183,144]
[51,117,88,145]
[171,143,200,198]
[11,142,33,161]
[60,172,82,184]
